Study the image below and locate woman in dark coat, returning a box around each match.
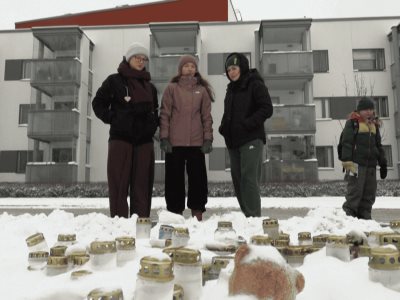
[219,53,273,217]
[92,43,158,218]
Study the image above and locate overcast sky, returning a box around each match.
[1,0,400,30]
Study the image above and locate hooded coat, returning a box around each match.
[219,53,273,149]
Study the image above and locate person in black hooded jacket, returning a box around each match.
[219,53,273,217]
[92,43,158,219]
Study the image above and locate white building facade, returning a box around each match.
[0,16,399,183]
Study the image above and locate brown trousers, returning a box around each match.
[107,140,155,218]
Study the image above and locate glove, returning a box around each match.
[342,161,357,174]
[201,140,213,154]
[160,139,172,153]
[380,165,387,179]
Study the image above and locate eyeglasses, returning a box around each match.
[133,55,149,63]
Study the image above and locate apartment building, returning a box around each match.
[0,1,399,183]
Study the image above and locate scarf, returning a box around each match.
[117,61,153,104]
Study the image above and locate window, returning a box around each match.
[373,97,389,118]
[316,146,334,168]
[207,52,251,75]
[313,50,329,73]
[0,150,39,173]
[329,98,357,119]
[382,145,393,167]
[52,148,74,163]
[4,59,30,80]
[352,49,385,71]
[314,98,330,119]
[209,147,230,170]
[267,136,315,160]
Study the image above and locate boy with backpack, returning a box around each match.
[339,97,387,219]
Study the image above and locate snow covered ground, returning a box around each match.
[1,197,400,299]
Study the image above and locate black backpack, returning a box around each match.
[337,119,359,161]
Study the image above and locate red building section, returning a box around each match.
[15,0,229,29]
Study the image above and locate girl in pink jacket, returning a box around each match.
[159,55,214,221]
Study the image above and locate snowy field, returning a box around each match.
[1,197,400,299]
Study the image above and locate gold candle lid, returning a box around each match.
[211,255,233,269]
[273,239,290,247]
[138,256,174,282]
[368,247,400,270]
[326,235,348,245]
[262,218,279,227]
[137,217,152,224]
[390,220,400,229]
[250,235,272,245]
[29,251,49,259]
[115,236,136,250]
[58,234,76,242]
[358,245,371,257]
[379,234,400,247]
[313,234,329,244]
[74,254,90,265]
[217,221,233,229]
[26,233,45,247]
[71,270,92,280]
[173,284,184,300]
[89,241,117,254]
[284,246,307,257]
[87,288,123,300]
[173,248,201,265]
[173,227,190,236]
[50,245,68,256]
[298,232,312,240]
[278,232,290,241]
[47,256,68,267]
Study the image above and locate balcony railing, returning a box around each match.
[262,159,318,182]
[150,56,182,82]
[30,59,81,93]
[25,163,78,183]
[28,110,79,142]
[265,105,316,134]
[261,51,313,78]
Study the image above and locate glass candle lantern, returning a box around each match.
[298,232,312,246]
[214,221,237,244]
[28,251,49,271]
[250,235,272,246]
[171,227,190,248]
[87,288,123,300]
[283,246,307,267]
[173,248,202,300]
[26,233,48,253]
[380,233,400,249]
[159,225,175,240]
[89,241,117,269]
[326,235,350,262]
[57,234,76,247]
[46,255,69,276]
[368,247,400,292]
[312,234,329,248]
[134,255,175,300]
[115,236,136,267]
[262,218,279,240]
[136,218,152,239]
[50,245,67,257]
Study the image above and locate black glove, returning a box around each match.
[160,139,172,153]
[201,140,213,154]
[380,165,387,179]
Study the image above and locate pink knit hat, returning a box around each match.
[178,55,198,74]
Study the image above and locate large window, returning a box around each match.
[52,148,75,163]
[0,150,41,173]
[4,59,31,80]
[373,97,389,118]
[209,147,230,170]
[316,146,334,168]
[207,53,251,75]
[382,145,393,167]
[352,49,385,71]
[313,50,329,73]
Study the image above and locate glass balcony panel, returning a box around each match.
[28,110,79,142]
[150,56,181,82]
[33,28,82,58]
[25,163,77,183]
[261,52,313,77]
[30,59,81,89]
[267,135,315,160]
[265,105,316,134]
[263,160,318,182]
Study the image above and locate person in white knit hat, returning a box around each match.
[92,42,158,219]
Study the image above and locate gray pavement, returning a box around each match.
[1,207,398,224]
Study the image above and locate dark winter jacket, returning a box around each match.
[341,112,386,168]
[92,72,159,145]
[219,53,273,149]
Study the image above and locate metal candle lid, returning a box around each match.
[273,239,290,247]
[211,255,233,269]
[298,232,312,240]
[326,235,348,245]
[278,233,290,241]
[47,256,68,267]
[173,227,190,236]
[115,236,136,250]
[358,245,371,257]
[173,284,184,300]
[87,288,123,300]
[29,251,49,259]
[57,234,76,242]
[138,256,174,282]
[173,248,201,265]
[368,247,400,270]
[390,220,400,229]
[89,241,117,254]
[380,234,400,248]
[313,234,329,246]
[74,254,90,265]
[50,245,68,256]
[71,270,92,280]
[250,235,272,245]
[217,221,233,229]
[137,217,152,224]
[26,233,45,247]
[283,246,307,257]
[262,218,279,227]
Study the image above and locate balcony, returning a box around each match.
[261,51,313,89]
[28,110,79,142]
[25,163,77,183]
[150,56,181,82]
[265,104,316,134]
[30,59,81,96]
[262,160,318,182]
